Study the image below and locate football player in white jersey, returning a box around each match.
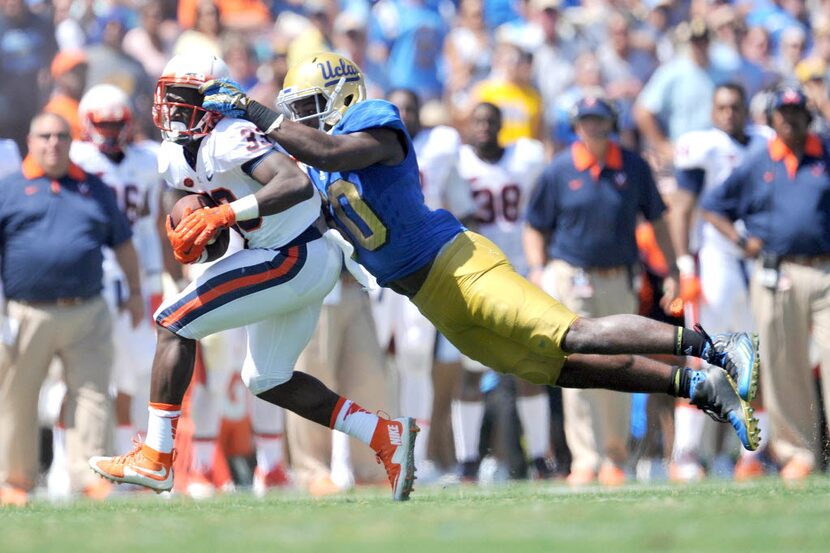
[70,84,164,458]
[668,82,772,481]
[452,102,551,479]
[89,53,418,501]
[383,89,476,480]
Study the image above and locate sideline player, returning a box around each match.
[88,53,418,501]
[453,101,552,479]
[668,83,772,481]
[198,53,762,452]
[71,84,164,456]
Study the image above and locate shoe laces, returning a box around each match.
[694,323,718,362]
[110,436,146,465]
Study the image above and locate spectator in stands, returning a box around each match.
[369,0,447,101]
[287,0,335,68]
[84,10,154,138]
[635,19,729,173]
[332,11,387,99]
[0,0,58,155]
[443,0,492,113]
[470,38,543,144]
[774,25,807,79]
[702,86,830,482]
[123,0,177,79]
[44,50,88,140]
[0,113,142,506]
[174,0,223,57]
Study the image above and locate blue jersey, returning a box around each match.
[306,100,463,286]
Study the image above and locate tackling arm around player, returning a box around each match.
[200,53,761,451]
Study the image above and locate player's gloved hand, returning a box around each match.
[180,203,237,248]
[166,208,206,264]
[200,78,249,118]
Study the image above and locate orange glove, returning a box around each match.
[166,209,206,264]
[680,273,702,304]
[180,203,237,248]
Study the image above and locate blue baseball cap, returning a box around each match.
[573,95,616,120]
[770,86,809,112]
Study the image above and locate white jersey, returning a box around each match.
[70,139,164,297]
[413,126,475,218]
[458,138,545,275]
[674,125,773,254]
[158,117,321,250]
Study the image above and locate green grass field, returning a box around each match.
[4,478,830,553]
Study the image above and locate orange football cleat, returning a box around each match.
[370,416,418,501]
[566,468,596,487]
[89,440,175,493]
[598,463,626,487]
[0,485,29,507]
[780,458,812,482]
[734,456,765,481]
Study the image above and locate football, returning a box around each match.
[169,193,230,264]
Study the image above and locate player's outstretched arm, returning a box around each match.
[181,151,314,247]
[200,78,404,172]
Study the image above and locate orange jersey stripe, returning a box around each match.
[160,247,300,329]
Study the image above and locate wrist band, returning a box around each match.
[230,195,259,221]
[676,254,695,276]
[245,100,280,133]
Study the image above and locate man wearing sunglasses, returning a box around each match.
[0,112,142,506]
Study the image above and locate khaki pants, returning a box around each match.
[0,297,112,491]
[545,260,637,472]
[751,259,830,468]
[285,279,389,487]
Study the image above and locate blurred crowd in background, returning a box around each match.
[2,0,830,503]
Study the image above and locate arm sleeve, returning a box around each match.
[700,161,749,221]
[525,167,558,231]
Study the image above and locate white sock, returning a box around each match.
[451,400,484,463]
[255,434,285,473]
[144,403,182,454]
[398,369,433,465]
[192,438,216,473]
[51,426,66,467]
[331,398,379,446]
[115,424,135,454]
[672,404,706,463]
[517,394,550,459]
[330,430,354,489]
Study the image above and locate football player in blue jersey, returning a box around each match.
[193,52,762,452]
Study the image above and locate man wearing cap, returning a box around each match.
[0,112,142,505]
[524,94,678,486]
[702,86,830,481]
[44,50,89,140]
